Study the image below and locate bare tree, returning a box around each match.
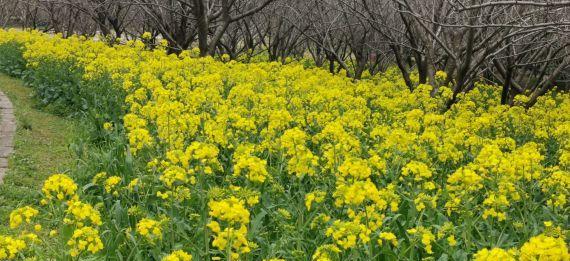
[58,0,136,40]
[0,0,22,28]
[132,0,276,55]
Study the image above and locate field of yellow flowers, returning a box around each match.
[0,29,568,260]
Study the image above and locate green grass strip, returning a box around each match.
[0,73,79,233]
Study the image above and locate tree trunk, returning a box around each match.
[194,0,209,57]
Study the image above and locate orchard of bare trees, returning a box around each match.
[1,0,569,105]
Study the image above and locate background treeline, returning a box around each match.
[1,0,569,106]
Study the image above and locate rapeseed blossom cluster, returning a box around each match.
[519,234,569,261]
[104,176,122,196]
[208,197,252,259]
[64,200,103,227]
[9,206,38,229]
[41,173,78,202]
[0,236,26,260]
[67,226,104,257]
[163,250,192,261]
[136,218,164,242]
[473,248,516,261]
[407,227,436,254]
[0,29,568,260]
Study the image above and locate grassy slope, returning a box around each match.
[0,74,78,233]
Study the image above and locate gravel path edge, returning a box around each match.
[0,90,15,184]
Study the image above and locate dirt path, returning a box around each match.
[0,89,15,184]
